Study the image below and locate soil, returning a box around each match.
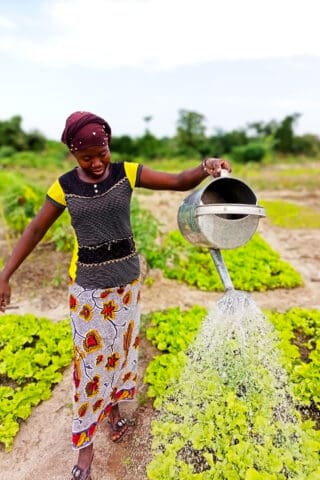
[0,188,319,480]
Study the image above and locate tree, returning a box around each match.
[25,130,46,151]
[0,116,47,152]
[135,132,161,159]
[247,120,278,138]
[273,113,301,153]
[292,133,320,156]
[175,109,206,155]
[110,135,138,158]
[0,115,27,150]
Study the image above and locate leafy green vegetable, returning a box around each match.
[144,306,320,479]
[0,313,72,451]
[267,308,320,408]
[160,231,302,292]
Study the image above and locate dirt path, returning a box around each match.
[0,189,319,480]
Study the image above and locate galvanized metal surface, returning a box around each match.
[178,176,265,250]
[196,204,266,217]
[210,249,234,290]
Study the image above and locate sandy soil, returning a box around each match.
[0,188,319,480]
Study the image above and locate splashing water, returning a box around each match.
[147,290,320,479]
[191,290,292,411]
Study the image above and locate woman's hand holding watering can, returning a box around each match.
[202,157,232,177]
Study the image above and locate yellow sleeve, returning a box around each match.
[124,162,140,189]
[46,179,66,208]
[69,235,78,282]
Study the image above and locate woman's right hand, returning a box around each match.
[203,157,232,177]
[0,275,11,313]
[0,200,63,314]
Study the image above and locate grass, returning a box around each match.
[234,160,320,191]
[140,156,320,192]
[1,153,320,192]
[260,199,320,228]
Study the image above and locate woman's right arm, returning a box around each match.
[0,200,63,311]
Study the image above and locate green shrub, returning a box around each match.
[0,146,15,159]
[231,142,267,163]
[131,197,163,267]
[3,183,44,233]
[1,180,74,252]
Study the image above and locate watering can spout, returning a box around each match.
[210,249,234,291]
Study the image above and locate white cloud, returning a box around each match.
[0,15,15,29]
[0,0,320,69]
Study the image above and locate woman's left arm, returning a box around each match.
[139,158,231,191]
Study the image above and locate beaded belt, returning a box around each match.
[78,237,136,264]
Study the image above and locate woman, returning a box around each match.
[0,111,231,480]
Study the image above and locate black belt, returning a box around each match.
[78,237,136,264]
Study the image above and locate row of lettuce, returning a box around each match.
[144,306,320,479]
[1,303,319,477]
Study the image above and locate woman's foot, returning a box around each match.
[71,444,93,480]
[71,464,92,480]
[109,417,129,443]
[108,404,130,443]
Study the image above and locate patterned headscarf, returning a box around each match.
[61,111,112,152]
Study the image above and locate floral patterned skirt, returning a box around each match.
[69,277,141,449]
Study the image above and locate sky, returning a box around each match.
[1,0,320,140]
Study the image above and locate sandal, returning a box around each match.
[71,454,93,480]
[109,417,130,443]
[71,464,92,480]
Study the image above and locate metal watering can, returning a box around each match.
[177,172,266,290]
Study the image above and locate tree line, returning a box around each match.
[1,111,319,163]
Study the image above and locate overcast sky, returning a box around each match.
[1,0,320,140]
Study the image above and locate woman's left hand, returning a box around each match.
[203,158,232,177]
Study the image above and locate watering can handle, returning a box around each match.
[220,168,229,177]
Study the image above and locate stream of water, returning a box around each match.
[151,289,318,478]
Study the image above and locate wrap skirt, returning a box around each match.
[69,278,141,449]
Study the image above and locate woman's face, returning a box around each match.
[73,145,111,180]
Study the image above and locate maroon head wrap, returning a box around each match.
[61,111,112,152]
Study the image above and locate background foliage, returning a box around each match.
[1,110,320,162]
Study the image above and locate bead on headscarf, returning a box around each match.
[61,111,112,152]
